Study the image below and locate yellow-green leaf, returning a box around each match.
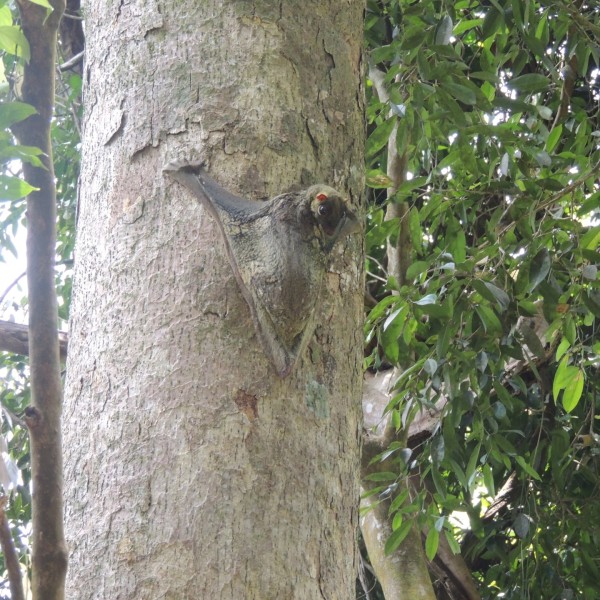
[425,527,440,561]
[562,369,584,413]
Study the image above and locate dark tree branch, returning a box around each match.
[10,0,68,596]
[0,320,68,360]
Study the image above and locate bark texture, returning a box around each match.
[64,1,364,598]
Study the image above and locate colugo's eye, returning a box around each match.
[318,203,331,216]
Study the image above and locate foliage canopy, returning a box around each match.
[364,0,599,598]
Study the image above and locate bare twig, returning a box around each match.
[0,271,27,306]
[58,49,84,71]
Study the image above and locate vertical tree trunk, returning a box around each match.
[63,1,364,598]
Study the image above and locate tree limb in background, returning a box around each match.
[10,0,68,596]
[0,497,25,600]
[0,320,68,360]
[368,65,412,288]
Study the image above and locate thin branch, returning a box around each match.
[0,498,25,600]
[0,271,27,305]
[58,49,84,71]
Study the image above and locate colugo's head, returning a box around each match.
[306,185,360,251]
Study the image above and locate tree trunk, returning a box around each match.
[63,1,364,598]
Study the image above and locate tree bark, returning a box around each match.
[63,1,364,598]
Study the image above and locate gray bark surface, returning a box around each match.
[64,1,364,598]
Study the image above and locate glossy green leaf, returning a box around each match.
[546,124,562,153]
[562,369,584,413]
[425,527,440,560]
[435,15,453,45]
[507,73,551,93]
[384,520,413,555]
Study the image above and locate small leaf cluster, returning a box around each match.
[364,1,599,597]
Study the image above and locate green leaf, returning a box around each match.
[394,176,428,199]
[26,0,53,10]
[444,528,461,555]
[367,115,398,156]
[552,356,574,402]
[453,18,483,36]
[562,368,584,413]
[580,226,600,251]
[448,226,466,263]
[435,15,453,46]
[471,279,510,312]
[492,401,507,419]
[364,471,398,482]
[383,305,407,332]
[366,169,393,189]
[414,294,437,306]
[0,102,37,129]
[389,489,410,514]
[513,513,531,538]
[507,74,551,93]
[555,338,570,361]
[515,455,541,480]
[483,463,495,496]
[475,304,502,333]
[466,443,481,489]
[528,249,551,292]
[481,7,504,40]
[441,81,477,105]
[546,125,562,153]
[367,116,397,158]
[0,175,38,200]
[405,260,429,281]
[408,206,421,251]
[367,295,398,323]
[520,326,546,360]
[511,0,523,28]
[0,25,30,60]
[425,527,440,561]
[384,520,413,555]
[424,357,438,375]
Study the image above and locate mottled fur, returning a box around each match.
[165,163,359,377]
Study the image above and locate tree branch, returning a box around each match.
[0,498,25,600]
[0,320,68,360]
[11,0,68,596]
[368,65,411,287]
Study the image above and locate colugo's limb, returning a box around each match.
[164,161,359,377]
